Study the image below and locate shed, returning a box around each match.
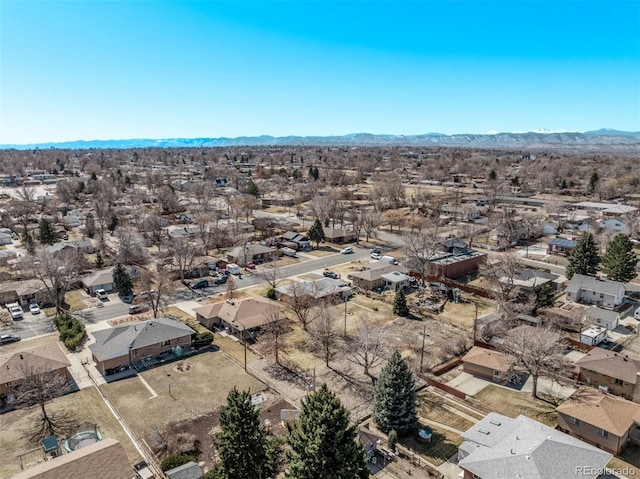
[580,325,608,346]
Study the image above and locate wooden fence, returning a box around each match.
[424,377,467,400]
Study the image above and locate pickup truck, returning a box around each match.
[6,302,23,320]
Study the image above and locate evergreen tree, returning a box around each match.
[488,169,497,181]
[534,283,555,312]
[108,213,119,233]
[95,251,104,268]
[312,167,320,181]
[565,232,600,279]
[601,234,638,283]
[588,170,599,194]
[22,230,36,256]
[38,217,58,246]
[286,384,368,479]
[373,351,418,436]
[215,388,281,479]
[392,290,409,316]
[84,213,95,238]
[307,219,325,249]
[245,180,260,198]
[112,263,133,296]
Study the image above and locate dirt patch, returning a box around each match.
[173,361,192,373]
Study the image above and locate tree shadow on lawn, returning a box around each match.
[399,428,460,466]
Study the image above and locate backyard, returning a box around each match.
[470,384,557,426]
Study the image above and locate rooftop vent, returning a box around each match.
[490,419,501,426]
[478,429,490,435]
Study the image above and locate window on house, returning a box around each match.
[614,378,623,386]
[161,340,170,347]
[600,294,604,299]
[596,428,608,437]
[5,382,13,387]
[568,416,580,426]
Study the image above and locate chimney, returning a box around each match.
[19,354,23,360]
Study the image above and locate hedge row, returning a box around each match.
[54,312,86,351]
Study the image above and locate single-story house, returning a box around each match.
[322,227,357,244]
[458,413,611,479]
[0,232,12,245]
[565,274,625,309]
[579,325,608,346]
[11,438,135,479]
[0,341,71,398]
[168,226,202,240]
[548,238,577,256]
[508,268,567,292]
[380,271,412,291]
[461,346,516,382]
[227,244,280,266]
[276,278,352,302]
[48,239,94,255]
[89,317,195,376]
[576,347,640,402]
[81,265,141,296]
[349,263,410,291]
[584,305,620,330]
[281,231,311,251]
[0,279,49,307]
[194,297,284,340]
[557,386,640,454]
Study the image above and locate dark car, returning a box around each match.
[0,334,21,345]
[323,270,339,279]
[120,293,135,304]
[370,248,381,255]
[213,275,228,285]
[191,279,209,289]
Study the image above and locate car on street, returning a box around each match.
[370,253,381,260]
[226,263,242,275]
[370,248,381,255]
[245,262,256,270]
[129,304,148,315]
[29,303,41,314]
[120,293,135,304]
[0,334,21,345]
[635,307,640,320]
[341,247,354,255]
[190,279,209,289]
[323,270,339,279]
[213,275,228,285]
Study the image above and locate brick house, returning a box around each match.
[461,346,516,382]
[89,317,195,376]
[576,347,640,402]
[557,387,640,454]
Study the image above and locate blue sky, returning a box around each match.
[1,0,639,144]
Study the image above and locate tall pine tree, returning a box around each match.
[392,290,409,316]
[308,219,325,249]
[565,232,600,279]
[286,384,368,479]
[112,263,133,296]
[38,217,58,245]
[601,234,638,283]
[373,351,418,436]
[215,388,281,479]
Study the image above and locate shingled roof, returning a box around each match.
[89,316,195,362]
[576,347,640,385]
[0,341,70,384]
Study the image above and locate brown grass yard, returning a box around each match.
[0,333,59,353]
[434,298,495,329]
[399,427,463,466]
[0,388,140,479]
[471,384,557,426]
[418,391,475,432]
[100,351,264,437]
[64,290,87,311]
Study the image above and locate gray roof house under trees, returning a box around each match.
[458,413,611,479]
[565,274,625,309]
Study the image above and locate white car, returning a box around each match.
[341,247,354,255]
[370,252,381,260]
[95,289,109,300]
[29,303,41,315]
[634,307,640,320]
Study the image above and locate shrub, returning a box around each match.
[193,331,214,348]
[266,288,277,300]
[53,312,86,351]
[160,453,197,472]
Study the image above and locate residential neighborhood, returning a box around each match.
[0,144,639,479]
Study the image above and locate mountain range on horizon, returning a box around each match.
[2,129,639,151]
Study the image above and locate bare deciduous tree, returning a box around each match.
[139,269,176,319]
[163,237,202,284]
[497,325,566,399]
[309,302,339,367]
[29,249,84,315]
[0,309,13,327]
[262,304,287,365]
[116,226,149,265]
[481,253,530,318]
[403,220,443,286]
[346,314,387,377]
[282,282,316,331]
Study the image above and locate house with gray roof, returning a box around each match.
[275,277,352,301]
[227,243,279,266]
[380,271,412,291]
[165,461,202,479]
[576,347,640,403]
[565,274,625,309]
[584,305,620,330]
[89,316,195,376]
[349,263,409,291]
[48,238,94,255]
[458,412,611,479]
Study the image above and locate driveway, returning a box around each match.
[446,372,489,396]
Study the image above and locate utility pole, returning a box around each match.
[344,298,348,336]
[473,302,478,343]
[420,325,426,373]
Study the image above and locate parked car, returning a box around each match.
[635,307,640,320]
[370,252,381,260]
[226,263,242,275]
[6,302,23,320]
[95,289,109,300]
[380,255,398,265]
[129,304,148,315]
[341,247,354,255]
[190,279,209,289]
[29,303,41,314]
[0,334,21,344]
[120,293,135,304]
[370,248,381,255]
[245,262,256,270]
[281,247,297,257]
[323,270,339,279]
[213,275,228,285]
